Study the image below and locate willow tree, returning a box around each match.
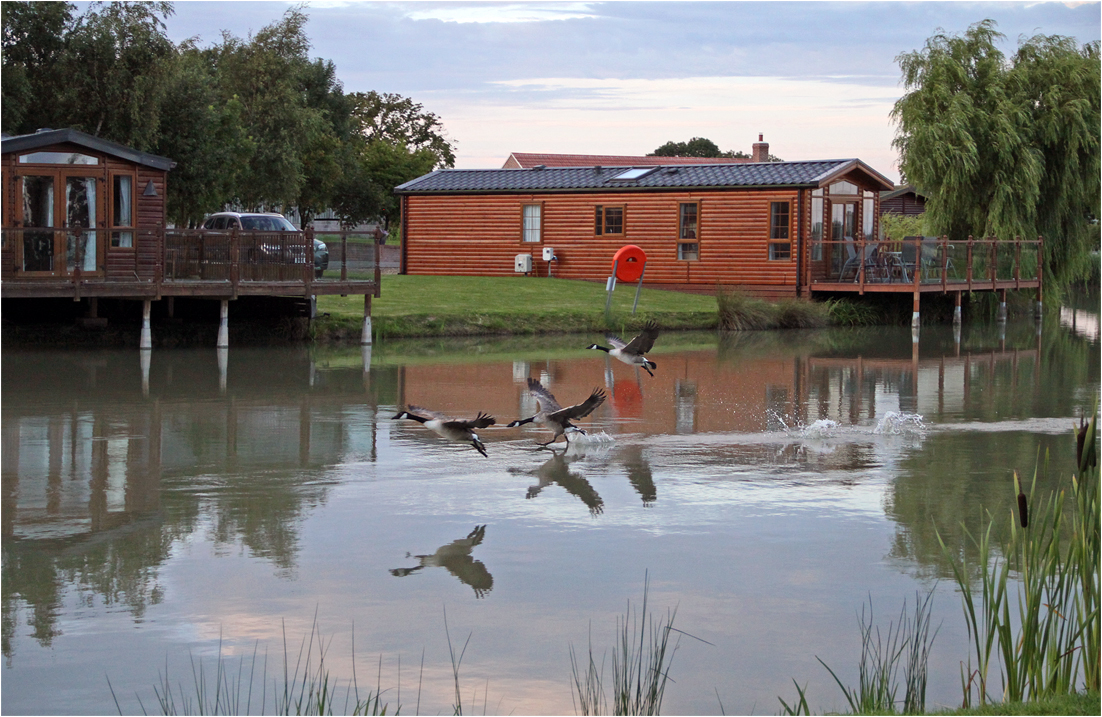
[892,20,1100,287]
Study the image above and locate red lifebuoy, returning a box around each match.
[612,245,646,282]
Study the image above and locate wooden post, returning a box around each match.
[217,299,229,348]
[940,235,948,291]
[374,240,382,297]
[1014,235,1021,289]
[341,234,348,282]
[998,289,1008,322]
[911,236,921,328]
[361,293,372,345]
[953,291,962,326]
[1036,236,1044,318]
[230,227,240,294]
[966,236,973,290]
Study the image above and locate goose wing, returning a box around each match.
[549,387,606,421]
[603,333,628,350]
[405,404,448,420]
[443,411,496,430]
[622,321,660,355]
[526,377,562,413]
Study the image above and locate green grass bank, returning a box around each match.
[314,275,721,340]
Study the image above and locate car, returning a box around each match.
[201,211,329,278]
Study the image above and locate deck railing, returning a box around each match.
[2,227,381,297]
[815,235,1042,289]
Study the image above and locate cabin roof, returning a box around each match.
[397,159,894,195]
[1,128,176,170]
[880,183,926,201]
[504,152,745,168]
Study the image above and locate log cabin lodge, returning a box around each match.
[2,128,379,344]
[397,137,1042,324]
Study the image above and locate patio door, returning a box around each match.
[16,172,103,276]
[829,201,856,278]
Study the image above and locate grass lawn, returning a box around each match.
[314,275,720,340]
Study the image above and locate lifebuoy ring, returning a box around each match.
[612,245,646,282]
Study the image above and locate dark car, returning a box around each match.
[201,212,329,278]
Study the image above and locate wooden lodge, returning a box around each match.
[396,145,1042,324]
[2,129,379,344]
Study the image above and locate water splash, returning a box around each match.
[569,430,616,445]
[873,411,926,436]
[799,418,841,439]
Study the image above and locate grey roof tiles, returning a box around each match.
[396,159,871,194]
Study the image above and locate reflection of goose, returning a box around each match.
[392,405,495,457]
[621,445,656,506]
[390,525,493,598]
[587,322,659,376]
[507,378,605,446]
[527,453,604,515]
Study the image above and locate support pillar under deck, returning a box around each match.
[217,299,229,348]
[361,294,373,345]
[140,299,152,349]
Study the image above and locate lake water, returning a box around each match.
[3,316,1099,715]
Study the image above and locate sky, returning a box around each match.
[153,1,1100,183]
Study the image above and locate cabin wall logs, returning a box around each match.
[402,189,801,295]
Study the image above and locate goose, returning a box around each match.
[392,405,495,457]
[586,321,660,376]
[506,377,606,446]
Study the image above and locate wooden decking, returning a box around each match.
[810,236,1042,296]
[1,228,380,300]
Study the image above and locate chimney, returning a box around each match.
[752,133,769,162]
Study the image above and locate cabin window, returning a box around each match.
[829,180,859,196]
[594,205,624,236]
[679,203,698,239]
[769,201,791,260]
[678,202,699,261]
[19,151,99,165]
[110,174,134,248]
[811,189,824,261]
[521,204,542,242]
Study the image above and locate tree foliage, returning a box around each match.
[0,1,454,228]
[649,136,781,161]
[349,91,456,170]
[892,19,1100,287]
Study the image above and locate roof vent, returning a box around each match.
[665,167,679,174]
[594,165,602,172]
[36,127,54,133]
[533,164,546,170]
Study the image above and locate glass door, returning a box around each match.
[830,201,856,279]
[65,176,98,274]
[20,176,58,274]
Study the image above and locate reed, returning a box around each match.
[815,591,938,714]
[569,574,699,716]
[715,287,774,331]
[111,618,397,715]
[937,412,1099,707]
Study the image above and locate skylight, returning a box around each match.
[610,167,658,181]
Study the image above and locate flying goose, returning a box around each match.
[587,321,660,376]
[392,405,496,457]
[507,377,606,446]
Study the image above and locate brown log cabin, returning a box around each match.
[396,150,1042,323]
[2,128,379,344]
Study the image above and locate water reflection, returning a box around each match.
[520,453,604,515]
[1,319,1097,713]
[620,445,657,506]
[390,525,493,598]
